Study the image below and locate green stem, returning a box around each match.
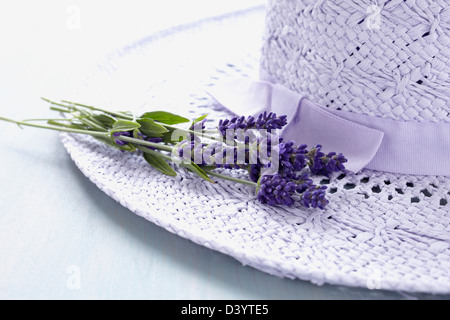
[138,146,253,187]
[41,97,72,111]
[78,117,108,132]
[0,116,109,137]
[50,106,72,113]
[164,125,245,148]
[138,143,256,187]
[60,99,134,120]
[163,125,218,141]
[43,99,242,148]
[23,118,73,122]
[137,146,172,161]
[203,169,257,187]
[116,135,174,152]
[86,115,109,129]
[47,120,87,131]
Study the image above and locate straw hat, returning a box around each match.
[61,2,450,294]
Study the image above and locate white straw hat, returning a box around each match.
[61,3,450,294]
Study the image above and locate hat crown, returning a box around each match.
[260,0,450,123]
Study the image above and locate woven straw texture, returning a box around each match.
[261,0,450,122]
[60,6,450,294]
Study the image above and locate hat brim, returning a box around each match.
[60,6,450,294]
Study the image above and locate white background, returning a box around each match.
[0,0,264,115]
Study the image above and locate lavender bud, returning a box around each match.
[218,112,288,137]
[300,185,329,209]
[257,173,298,207]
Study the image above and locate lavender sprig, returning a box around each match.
[301,186,329,209]
[257,173,299,206]
[307,144,347,177]
[256,172,322,209]
[0,98,348,211]
[173,134,346,210]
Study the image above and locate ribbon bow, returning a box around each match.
[208,78,450,176]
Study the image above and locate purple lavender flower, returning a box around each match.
[278,139,296,171]
[256,171,322,208]
[291,144,308,171]
[177,140,207,165]
[249,164,261,183]
[244,135,277,182]
[257,173,298,206]
[189,118,207,142]
[206,135,307,183]
[218,112,287,137]
[146,137,163,150]
[114,139,126,146]
[295,172,314,193]
[256,112,288,130]
[112,131,132,137]
[113,131,132,146]
[218,116,251,137]
[300,185,329,209]
[219,146,241,169]
[307,145,347,177]
[276,140,308,172]
[175,113,347,210]
[134,132,164,150]
[177,140,243,168]
[252,138,308,182]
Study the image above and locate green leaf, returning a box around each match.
[191,114,208,128]
[255,174,264,196]
[120,143,137,152]
[182,163,214,183]
[143,152,177,176]
[110,120,141,133]
[136,118,168,137]
[140,111,189,125]
[133,128,143,139]
[92,114,116,127]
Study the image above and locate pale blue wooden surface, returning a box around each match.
[0,1,449,300]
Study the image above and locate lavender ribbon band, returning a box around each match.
[207,78,450,176]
